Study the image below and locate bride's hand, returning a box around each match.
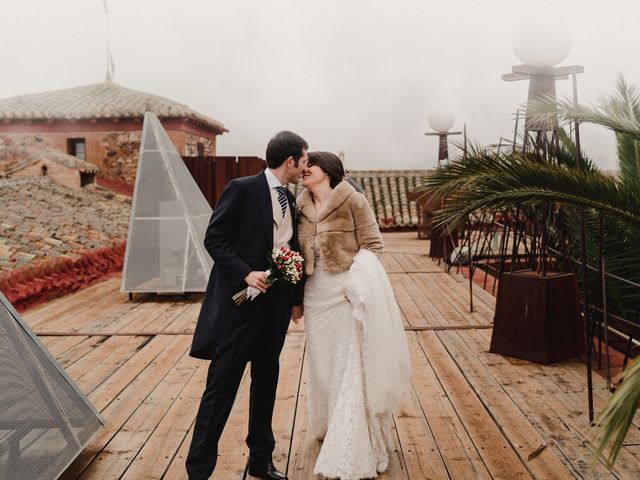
[291,305,303,324]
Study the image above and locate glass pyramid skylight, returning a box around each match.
[0,292,104,479]
[121,112,213,293]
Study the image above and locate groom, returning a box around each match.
[186,131,307,479]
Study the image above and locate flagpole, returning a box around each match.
[103,0,113,81]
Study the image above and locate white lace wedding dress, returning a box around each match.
[303,247,394,480]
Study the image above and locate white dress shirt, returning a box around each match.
[264,168,292,249]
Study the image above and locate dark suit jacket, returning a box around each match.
[190,171,302,360]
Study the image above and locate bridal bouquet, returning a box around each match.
[232,246,304,305]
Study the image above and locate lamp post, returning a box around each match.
[502,16,583,156]
[425,110,462,169]
[491,15,591,418]
[422,110,462,259]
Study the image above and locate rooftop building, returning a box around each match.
[0,80,227,185]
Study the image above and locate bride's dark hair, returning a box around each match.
[307,151,345,189]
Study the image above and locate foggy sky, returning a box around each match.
[0,0,638,171]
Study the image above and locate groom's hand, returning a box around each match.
[244,271,269,293]
[291,305,303,324]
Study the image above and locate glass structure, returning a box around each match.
[121,112,213,293]
[0,292,104,480]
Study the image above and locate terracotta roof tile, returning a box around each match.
[0,178,130,274]
[1,146,99,175]
[0,80,227,133]
[292,169,429,229]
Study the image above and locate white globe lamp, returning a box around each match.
[512,14,573,67]
[426,109,461,169]
[428,110,455,133]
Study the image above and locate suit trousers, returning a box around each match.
[185,283,291,479]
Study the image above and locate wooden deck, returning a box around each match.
[22,232,640,479]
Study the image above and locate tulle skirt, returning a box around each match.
[304,267,392,480]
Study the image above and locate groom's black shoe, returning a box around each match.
[247,460,288,480]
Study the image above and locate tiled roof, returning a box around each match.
[0,177,131,274]
[291,169,429,229]
[0,168,428,277]
[0,80,227,133]
[1,146,99,176]
[350,170,428,228]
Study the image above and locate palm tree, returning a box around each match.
[414,75,640,466]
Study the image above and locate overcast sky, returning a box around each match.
[0,0,638,170]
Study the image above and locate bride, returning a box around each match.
[292,151,412,479]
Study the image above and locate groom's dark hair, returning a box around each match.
[266,131,308,168]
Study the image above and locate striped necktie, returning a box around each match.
[275,186,288,218]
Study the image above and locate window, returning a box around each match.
[197,142,205,158]
[67,138,86,160]
[80,172,94,187]
[41,164,48,176]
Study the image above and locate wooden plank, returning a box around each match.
[60,335,191,479]
[436,329,576,479]
[77,350,200,479]
[38,333,68,350]
[416,330,534,479]
[394,252,441,273]
[23,231,635,480]
[118,296,184,333]
[55,335,108,369]
[552,360,640,433]
[459,329,621,479]
[377,419,410,480]
[23,277,121,327]
[433,272,496,320]
[383,233,427,255]
[407,333,492,479]
[474,328,640,452]
[287,348,321,479]
[125,298,194,333]
[381,253,405,273]
[389,273,427,328]
[68,336,150,395]
[393,390,450,479]
[162,301,201,333]
[88,335,177,412]
[120,360,209,479]
[396,273,449,327]
[412,272,488,327]
[401,252,428,272]
[465,324,640,439]
[33,293,135,336]
[272,333,306,468]
[626,446,640,457]
[77,300,157,334]
[43,334,93,359]
[28,281,132,332]
[161,412,199,479]
[448,269,497,309]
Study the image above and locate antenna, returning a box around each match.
[103,0,115,82]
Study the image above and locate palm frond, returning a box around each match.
[416,153,640,231]
[556,128,599,173]
[612,75,640,184]
[616,131,640,185]
[592,356,640,466]
[527,75,640,144]
[421,76,640,468]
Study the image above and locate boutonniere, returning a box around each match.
[292,204,302,217]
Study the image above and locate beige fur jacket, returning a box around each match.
[297,180,383,275]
